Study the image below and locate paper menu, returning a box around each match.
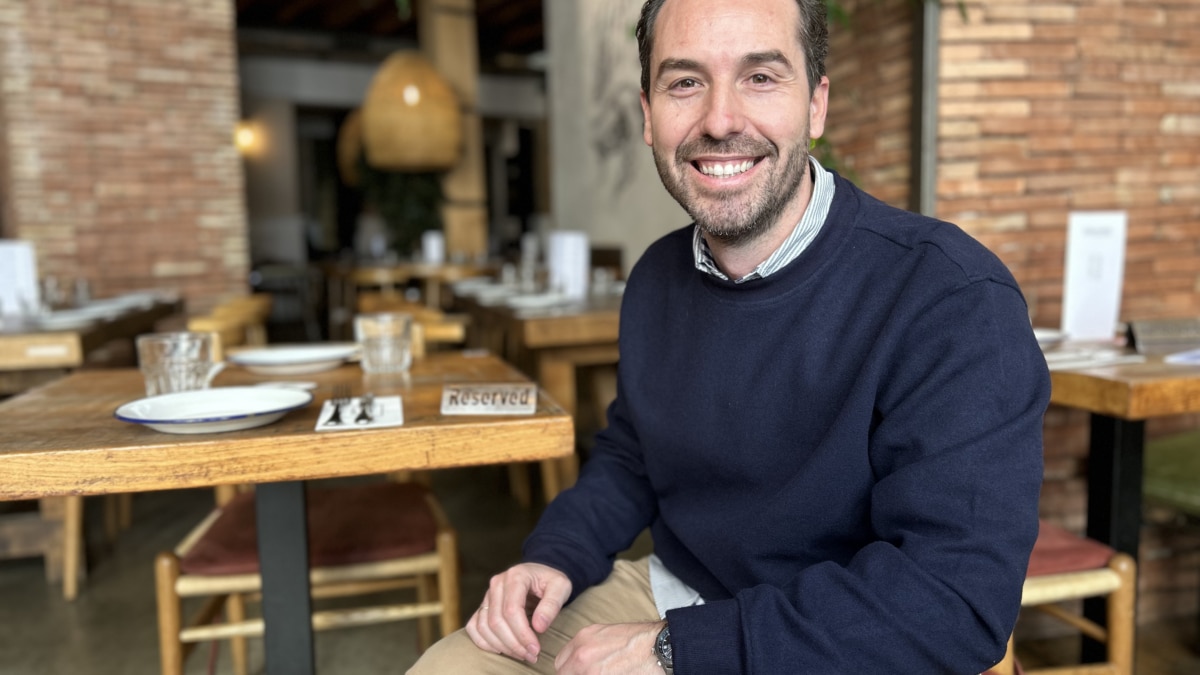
[546,230,590,300]
[1061,211,1127,342]
[0,240,39,316]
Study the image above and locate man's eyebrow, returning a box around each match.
[655,57,704,80]
[743,50,794,71]
[654,52,795,82]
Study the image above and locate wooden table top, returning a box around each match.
[459,294,621,350]
[1050,355,1200,419]
[0,297,182,371]
[0,351,573,500]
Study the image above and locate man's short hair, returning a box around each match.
[635,0,829,96]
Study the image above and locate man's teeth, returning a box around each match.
[698,160,754,177]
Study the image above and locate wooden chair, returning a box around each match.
[208,294,273,349]
[356,294,469,357]
[152,331,462,675]
[153,482,459,675]
[989,519,1136,675]
[185,315,249,363]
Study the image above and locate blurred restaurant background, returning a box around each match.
[2,0,1200,672]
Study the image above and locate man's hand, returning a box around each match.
[554,621,667,674]
[465,562,573,664]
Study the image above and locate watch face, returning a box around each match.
[656,626,673,666]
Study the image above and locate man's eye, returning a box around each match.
[672,78,699,90]
[750,74,772,85]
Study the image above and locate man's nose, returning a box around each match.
[700,84,746,140]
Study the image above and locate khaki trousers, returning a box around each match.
[407,557,660,674]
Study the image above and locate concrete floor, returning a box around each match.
[2,465,1199,674]
[0,466,549,674]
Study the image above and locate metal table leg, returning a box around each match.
[1082,415,1143,664]
[256,481,315,675]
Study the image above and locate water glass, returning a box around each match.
[355,313,413,374]
[136,332,223,397]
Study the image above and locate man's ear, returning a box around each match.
[641,90,653,147]
[808,76,830,141]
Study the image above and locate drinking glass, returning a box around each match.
[354,313,413,374]
[136,332,224,396]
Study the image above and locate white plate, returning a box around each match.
[1033,328,1068,346]
[114,386,313,434]
[228,344,359,375]
[505,293,574,310]
[36,312,98,331]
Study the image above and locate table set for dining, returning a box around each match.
[447,273,623,505]
[0,290,184,393]
[0,324,574,674]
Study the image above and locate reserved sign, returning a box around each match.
[441,383,538,415]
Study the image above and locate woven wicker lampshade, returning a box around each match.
[361,51,463,172]
[336,109,363,187]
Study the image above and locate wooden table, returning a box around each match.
[0,295,184,597]
[0,296,183,392]
[456,293,621,505]
[1049,355,1200,660]
[0,352,574,674]
[324,261,497,340]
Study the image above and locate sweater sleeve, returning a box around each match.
[668,278,1049,673]
[521,351,660,598]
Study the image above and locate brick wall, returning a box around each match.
[939,0,1200,624]
[824,0,916,209]
[0,0,248,313]
[831,0,1200,625]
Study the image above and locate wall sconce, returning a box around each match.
[234,121,262,156]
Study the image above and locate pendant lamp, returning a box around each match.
[360,51,463,172]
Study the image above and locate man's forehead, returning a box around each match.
[651,0,802,71]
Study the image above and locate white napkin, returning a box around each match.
[1043,348,1145,371]
[315,395,404,431]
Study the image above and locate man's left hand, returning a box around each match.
[554,621,666,674]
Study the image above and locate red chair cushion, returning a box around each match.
[1026,519,1114,578]
[180,482,438,576]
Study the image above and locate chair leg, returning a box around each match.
[1107,553,1137,675]
[437,528,461,637]
[227,592,249,675]
[62,495,84,600]
[154,553,185,675]
[416,574,436,651]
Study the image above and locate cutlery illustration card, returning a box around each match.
[315,395,404,431]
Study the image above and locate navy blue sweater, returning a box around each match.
[523,175,1050,673]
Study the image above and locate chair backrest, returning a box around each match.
[352,267,411,297]
[356,293,444,321]
[186,315,249,362]
[212,294,272,345]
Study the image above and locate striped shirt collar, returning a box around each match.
[692,156,834,283]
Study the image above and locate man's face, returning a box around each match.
[641,0,829,246]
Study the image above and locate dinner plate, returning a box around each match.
[114,386,313,434]
[1033,328,1068,346]
[227,343,359,375]
[36,311,98,331]
[504,293,574,310]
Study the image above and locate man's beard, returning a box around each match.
[652,134,810,248]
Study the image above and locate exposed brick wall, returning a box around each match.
[824,0,916,209]
[938,0,1200,624]
[939,0,1200,327]
[833,0,1200,626]
[0,0,248,313]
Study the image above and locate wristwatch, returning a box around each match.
[653,623,674,672]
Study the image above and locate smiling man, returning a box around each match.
[408,0,1050,673]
